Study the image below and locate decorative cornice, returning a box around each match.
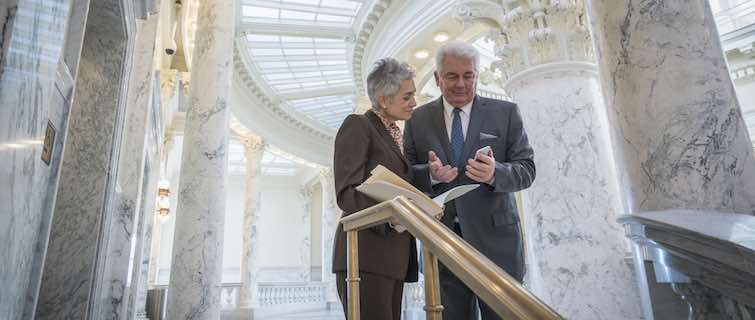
[730,62,755,81]
[352,0,392,96]
[232,39,335,143]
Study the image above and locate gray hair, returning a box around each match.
[366,58,415,110]
[435,41,480,73]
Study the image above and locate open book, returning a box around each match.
[356,165,479,218]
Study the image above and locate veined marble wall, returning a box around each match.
[0,0,75,318]
[35,0,134,318]
[508,63,641,319]
[94,14,158,319]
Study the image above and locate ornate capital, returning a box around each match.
[455,0,594,84]
[319,167,333,180]
[241,135,265,153]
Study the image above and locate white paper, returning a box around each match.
[432,184,480,206]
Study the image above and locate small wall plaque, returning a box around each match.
[41,121,56,165]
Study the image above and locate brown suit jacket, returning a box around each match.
[331,110,419,282]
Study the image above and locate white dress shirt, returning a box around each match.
[442,97,473,140]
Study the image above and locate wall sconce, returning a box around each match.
[157,180,171,221]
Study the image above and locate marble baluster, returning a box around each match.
[585,1,755,318]
[585,0,755,213]
[35,0,134,318]
[318,168,340,305]
[0,0,75,318]
[239,136,265,311]
[93,13,159,320]
[165,0,235,318]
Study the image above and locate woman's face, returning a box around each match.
[380,79,417,122]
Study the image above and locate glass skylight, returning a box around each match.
[246,35,351,94]
[239,0,365,131]
[288,95,354,128]
[261,151,300,176]
[241,0,362,28]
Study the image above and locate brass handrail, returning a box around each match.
[340,196,562,320]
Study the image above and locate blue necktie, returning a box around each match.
[450,108,464,166]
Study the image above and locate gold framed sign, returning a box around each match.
[41,121,56,165]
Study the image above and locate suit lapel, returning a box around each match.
[430,98,452,165]
[460,96,485,173]
[366,111,409,169]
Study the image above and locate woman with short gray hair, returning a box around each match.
[331,57,419,320]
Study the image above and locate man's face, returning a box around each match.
[435,55,477,107]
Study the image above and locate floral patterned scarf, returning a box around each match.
[374,110,403,153]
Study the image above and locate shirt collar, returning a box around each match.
[442,97,473,117]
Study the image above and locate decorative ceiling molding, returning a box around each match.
[233,38,335,143]
[352,0,392,95]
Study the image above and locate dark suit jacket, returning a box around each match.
[403,96,535,280]
[331,110,419,282]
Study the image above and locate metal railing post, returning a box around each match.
[347,230,361,320]
[423,246,443,320]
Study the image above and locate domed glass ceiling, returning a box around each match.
[239,0,367,130]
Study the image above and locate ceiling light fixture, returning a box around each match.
[414,49,430,59]
[433,31,449,42]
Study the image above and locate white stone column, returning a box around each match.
[585,0,755,214]
[298,185,314,282]
[456,1,640,319]
[585,1,755,318]
[165,0,235,318]
[239,136,265,309]
[318,168,340,304]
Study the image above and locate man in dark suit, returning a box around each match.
[403,41,536,320]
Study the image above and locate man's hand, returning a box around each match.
[466,150,495,184]
[428,150,458,183]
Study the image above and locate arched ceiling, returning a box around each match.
[230,0,506,165]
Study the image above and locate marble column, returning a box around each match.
[585,0,755,214]
[586,1,755,318]
[130,41,163,320]
[455,1,640,319]
[165,0,235,318]
[92,13,159,320]
[0,0,77,318]
[299,185,314,281]
[239,135,265,310]
[148,132,176,287]
[36,0,135,318]
[318,168,340,304]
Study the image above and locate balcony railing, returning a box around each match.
[340,196,562,320]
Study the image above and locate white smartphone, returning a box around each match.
[475,146,492,160]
